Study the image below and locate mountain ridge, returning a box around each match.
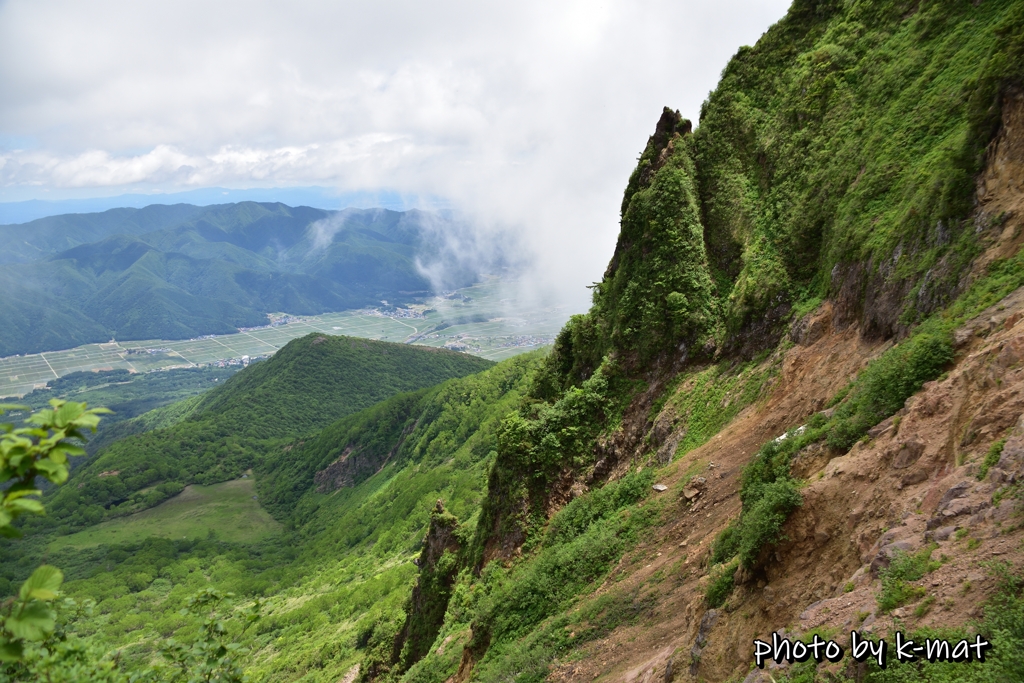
[3,1,1024,682]
[31,333,493,533]
[0,202,487,357]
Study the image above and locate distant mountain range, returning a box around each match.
[0,202,490,357]
[0,186,444,224]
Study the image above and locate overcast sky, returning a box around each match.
[0,0,791,310]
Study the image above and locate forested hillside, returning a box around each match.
[3,1,1024,682]
[0,203,485,356]
[0,204,206,264]
[1,350,541,681]
[25,334,491,534]
[11,366,241,455]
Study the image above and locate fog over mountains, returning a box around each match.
[0,202,500,357]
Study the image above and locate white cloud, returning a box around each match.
[0,0,792,310]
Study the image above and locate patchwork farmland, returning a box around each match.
[0,277,569,398]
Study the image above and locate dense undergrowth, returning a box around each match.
[365,469,664,683]
[475,356,643,557]
[698,0,1024,337]
[0,353,535,681]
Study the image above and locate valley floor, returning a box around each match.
[0,276,568,398]
[49,477,281,550]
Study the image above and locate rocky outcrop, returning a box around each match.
[509,279,1024,683]
[395,17,1024,683]
[393,502,463,675]
[313,421,416,492]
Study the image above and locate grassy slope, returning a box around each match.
[696,0,1024,337]
[49,478,281,549]
[28,353,542,681]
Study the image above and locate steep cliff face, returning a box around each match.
[533,63,1024,683]
[595,107,719,366]
[694,0,1023,344]
[528,288,1024,683]
[478,0,1024,570]
[369,2,1024,682]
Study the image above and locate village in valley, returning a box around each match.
[0,277,565,398]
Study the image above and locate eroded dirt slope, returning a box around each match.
[543,284,1024,683]
[541,96,1024,680]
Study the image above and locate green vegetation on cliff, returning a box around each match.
[5,1,1024,681]
[544,0,1024,379]
[594,114,721,362]
[382,1,1024,680]
[697,0,1024,340]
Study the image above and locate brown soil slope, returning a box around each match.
[540,94,1024,683]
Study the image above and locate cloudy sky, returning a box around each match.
[0,0,791,309]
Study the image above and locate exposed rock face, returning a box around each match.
[313,446,357,491]
[436,36,1024,683]
[977,88,1024,240]
[384,501,463,677]
[790,302,833,347]
[313,422,415,492]
[534,285,1024,683]
[688,609,720,677]
[831,91,1024,344]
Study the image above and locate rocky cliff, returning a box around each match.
[364,2,1024,682]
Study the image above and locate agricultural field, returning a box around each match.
[48,477,281,550]
[0,277,570,398]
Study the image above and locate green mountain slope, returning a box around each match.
[0,203,206,264]
[4,1,1024,682]
[12,366,241,457]
[0,203,485,356]
[34,334,492,532]
[0,352,541,680]
[362,2,1024,681]
[555,0,1024,373]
